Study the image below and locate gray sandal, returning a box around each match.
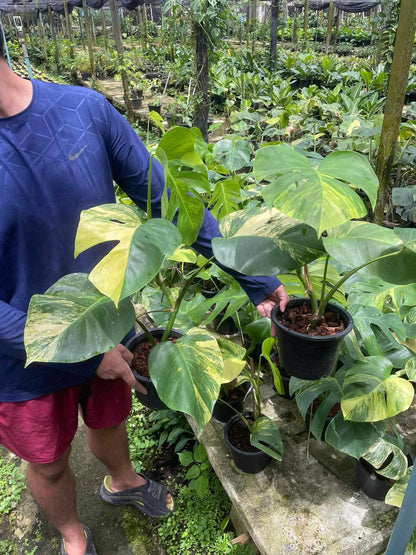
[100,473,174,518]
[60,525,97,555]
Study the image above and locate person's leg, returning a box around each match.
[27,447,86,555]
[83,376,171,508]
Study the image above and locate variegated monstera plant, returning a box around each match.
[23,126,249,435]
[212,144,416,483]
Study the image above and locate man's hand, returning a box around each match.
[95,344,147,394]
[256,285,289,336]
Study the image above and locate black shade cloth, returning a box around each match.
[86,0,105,9]
[51,2,74,14]
[120,0,140,9]
[296,0,380,11]
[67,0,83,7]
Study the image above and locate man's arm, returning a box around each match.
[103,100,288,314]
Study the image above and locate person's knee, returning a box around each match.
[28,447,71,483]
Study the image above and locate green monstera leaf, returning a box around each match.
[324,221,416,285]
[212,207,324,276]
[347,277,416,312]
[362,437,409,480]
[325,413,385,459]
[148,328,224,434]
[249,416,284,461]
[341,357,414,422]
[212,137,251,172]
[75,204,181,305]
[254,145,378,235]
[156,127,209,244]
[25,273,135,366]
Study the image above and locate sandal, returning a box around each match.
[60,524,97,555]
[100,473,174,518]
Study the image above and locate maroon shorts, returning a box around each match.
[0,377,132,464]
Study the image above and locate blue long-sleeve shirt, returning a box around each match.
[0,80,280,401]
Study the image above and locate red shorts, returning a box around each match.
[0,377,132,464]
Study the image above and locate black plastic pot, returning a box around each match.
[213,312,238,335]
[224,413,271,474]
[356,451,413,501]
[271,299,354,380]
[80,72,91,80]
[212,382,252,423]
[148,104,161,115]
[126,328,183,410]
[130,97,142,109]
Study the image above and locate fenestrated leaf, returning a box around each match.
[148,328,223,433]
[208,178,242,220]
[249,416,283,461]
[362,438,408,480]
[75,204,181,305]
[319,150,378,210]
[24,273,135,365]
[341,357,414,422]
[347,278,416,312]
[212,137,251,172]
[156,127,209,244]
[254,145,376,235]
[385,467,412,507]
[212,207,324,276]
[188,281,248,326]
[349,305,407,356]
[324,221,416,285]
[325,412,385,459]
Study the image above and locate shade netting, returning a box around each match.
[296,0,380,11]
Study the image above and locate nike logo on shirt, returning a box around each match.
[68,145,87,161]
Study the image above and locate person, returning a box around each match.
[0,39,289,555]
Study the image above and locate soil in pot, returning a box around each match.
[224,413,271,473]
[271,299,353,380]
[278,304,345,336]
[127,329,182,410]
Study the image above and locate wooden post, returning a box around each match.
[270,0,279,69]
[303,0,310,44]
[82,0,95,77]
[325,0,334,54]
[374,0,416,224]
[101,9,108,51]
[38,11,48,63]
[192,19,209,141]
[48,5,60,71]
[292,8,298,44]
[108,0,134,123]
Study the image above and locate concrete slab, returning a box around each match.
[198,391,413,555]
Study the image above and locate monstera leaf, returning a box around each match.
[385,467,413,507]
[25,273,135,365]
[75,204,181,305]
[324,221,416,285]
[188,281,248,326]
[212,207,324,276]
[148,328,225,433]
[362,437,409,480]
[212,137,251,172]
[325,413,385,459]
[156,127,209,244]
[254,145,378,235]
[249,416,284,460]
[347,277,416,312]
[341,357,414,422]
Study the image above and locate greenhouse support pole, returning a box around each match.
[325,0,334,53]
[269,0,279,70]
[81,0,95,78]
[303,0,310,44]
[108,0,133,123]
[385,464,416,555]
[374,0,416,224]
[13,16,33,78]
[48,6,60,72]
[0,16,13,69]
[38,12,49,63]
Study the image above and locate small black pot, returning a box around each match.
[356,451,413,501]
[148,104,161,114]
[80,71,91,80]
[130,97,142,109]
[271,299,354,380]
[213,312,238,335]
[126,328,183,410]
[224,413,271,474]
[213,382,252,423]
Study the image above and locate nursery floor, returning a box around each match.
[196,384,416,555]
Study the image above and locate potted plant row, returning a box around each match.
[212,144,416,381]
